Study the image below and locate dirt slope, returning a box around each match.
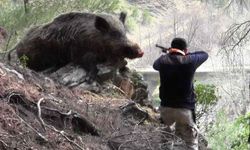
[0,61,173,150]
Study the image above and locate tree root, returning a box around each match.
[37,98,84,150]
[5,91,100,137]
[120,102,149,125]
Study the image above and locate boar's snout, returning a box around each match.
[137,50,144,58]
[123,43,144,59]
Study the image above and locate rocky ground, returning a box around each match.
[0,0,209,148]
[0,1,208,145]
[0,58,210,150]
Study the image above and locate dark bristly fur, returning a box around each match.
[15,12,144,73]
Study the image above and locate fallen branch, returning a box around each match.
[15,114,48,142]
[119,101,136,110]
[6,92,100,136]
[111,84,126,96]
[37,98,46,131]
[0,67,6,77]
[0,64,24,80]
[120,102,149,125]
[37,98,84,150]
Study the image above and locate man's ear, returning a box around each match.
[95,16,110,33]
[184,49,188,54]
[119,12,127,24]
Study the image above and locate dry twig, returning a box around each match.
[221,20,250,52]
[37,97,85,150]
[0,67,6,77]
[37,98,46,131]
[0,64,24,80]
[118,139,136,150]
[15,114,48,142]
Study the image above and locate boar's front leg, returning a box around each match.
[107,58,128,71]
[77,52,99,83]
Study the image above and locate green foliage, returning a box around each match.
[0,0,151,51]
[142,10,153,25]
[19,54,29,68]
[195,83,218,105]
[152,91,161,107]
[130,71,144,87]
[152,82,218,108]
[207,111,250,150]
[126,8,153,30]
[194,83,218,121]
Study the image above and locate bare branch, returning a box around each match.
[231,26,250,50]
[221,20,250,52]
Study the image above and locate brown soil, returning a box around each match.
[0,62,171,150]
[0,61,209,150]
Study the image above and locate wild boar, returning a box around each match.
[15,12,144,76]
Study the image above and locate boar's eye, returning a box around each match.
[110,31,122,38]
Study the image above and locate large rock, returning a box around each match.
[113,68,153,108]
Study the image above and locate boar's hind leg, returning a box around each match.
[77,52,99,83]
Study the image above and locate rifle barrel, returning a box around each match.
[155,44,169,52]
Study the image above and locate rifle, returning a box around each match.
[155,44,170,53]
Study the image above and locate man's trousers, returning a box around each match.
[160,106,199,150]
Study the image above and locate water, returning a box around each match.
[139,69,250,115]
[127,0,250,130]
[139,70,226,97]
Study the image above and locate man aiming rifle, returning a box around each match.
[153,38,208,150]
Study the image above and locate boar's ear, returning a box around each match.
[119,12,127,24]
[95,16,110,33]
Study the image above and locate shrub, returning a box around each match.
[195,83,218,105]
[19,54,29,68]
[207,111,250,150]
[0,0,151,51]
[194,83,218,121]
[152,82,218,109]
